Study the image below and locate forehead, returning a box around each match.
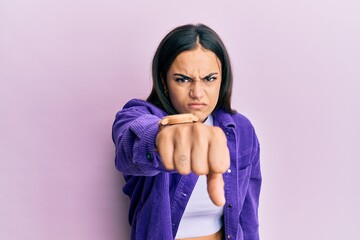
[169,47,221,73]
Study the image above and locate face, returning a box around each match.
[165,47,222,122]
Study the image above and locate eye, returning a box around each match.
[204,75,217,82]
[175,77,191,83]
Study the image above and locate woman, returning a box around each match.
[112,24,261,240]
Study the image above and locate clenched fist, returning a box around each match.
[156,122,230,206]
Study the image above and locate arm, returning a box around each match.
[112,99,230,205]
[240,133,262,240]
[112,101,167,176]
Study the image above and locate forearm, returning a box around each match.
[112,109,167,176]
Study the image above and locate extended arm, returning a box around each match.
[112,101,167,176]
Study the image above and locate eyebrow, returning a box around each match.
[173,72,219,80]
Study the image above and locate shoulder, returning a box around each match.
[119,98,167,118]
[213,109,259,152]
[231,111,255,129]
[213,109,255,131]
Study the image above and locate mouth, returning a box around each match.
[187,102,207,110]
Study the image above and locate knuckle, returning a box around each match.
[220,163,230,172]
[162,160,173,170]
[211,158,229,173]
[178,168,191,175]
[193,166,209,175]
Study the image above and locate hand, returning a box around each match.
[156,122,230,206]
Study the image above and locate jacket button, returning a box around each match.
[227,168,231,173]
[146,152,152,160]
[228,204,233,208]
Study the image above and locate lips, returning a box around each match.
[187,102,207,109]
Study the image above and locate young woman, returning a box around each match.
[112,24,261,240]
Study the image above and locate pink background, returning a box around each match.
[1,0,359,239]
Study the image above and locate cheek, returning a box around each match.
[209,86,221,101]
[169,91,185,111]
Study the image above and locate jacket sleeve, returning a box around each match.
[112,100,168,176]
[240,132,262,240]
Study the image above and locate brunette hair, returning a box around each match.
[147,23,234,114]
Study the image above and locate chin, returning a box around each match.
[193,113,207,123]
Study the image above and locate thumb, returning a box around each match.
[206,173,225,206]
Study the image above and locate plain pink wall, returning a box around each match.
[1,0,359,239]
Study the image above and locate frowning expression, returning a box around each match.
[165,46,222,122]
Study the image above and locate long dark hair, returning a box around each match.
[147,23,234,114]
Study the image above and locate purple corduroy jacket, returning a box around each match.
[112,99,261,240]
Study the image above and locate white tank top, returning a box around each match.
[175,115,224,238]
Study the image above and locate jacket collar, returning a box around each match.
[212,108,236,129]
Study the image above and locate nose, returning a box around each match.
[189,81,204,99]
